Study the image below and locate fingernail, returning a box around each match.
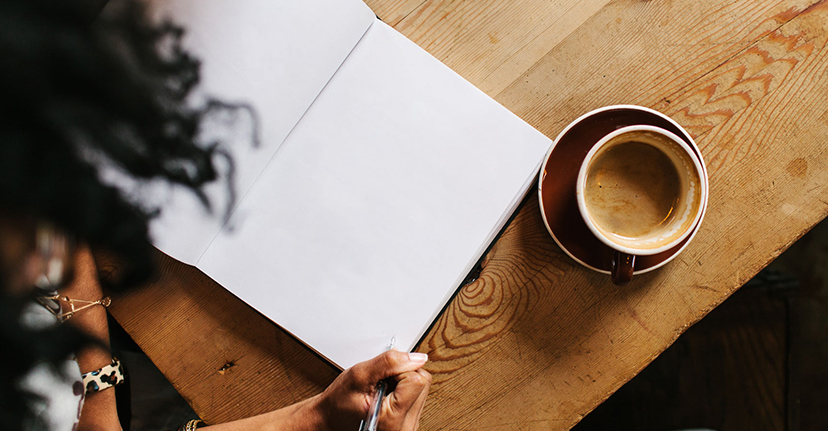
[408,352,428,363]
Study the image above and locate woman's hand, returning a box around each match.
[312,350,431,430]
[204,350,431,431]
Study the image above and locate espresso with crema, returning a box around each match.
[584,141,681,240]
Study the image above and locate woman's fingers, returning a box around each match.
[395,369,431,431]
[315,350,430,430]
[351,350,428,390]
[381,368,432,430]
[402,369,431,430]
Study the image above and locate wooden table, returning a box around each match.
[106,0,828,429]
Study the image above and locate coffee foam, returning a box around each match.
[583,131,701,251]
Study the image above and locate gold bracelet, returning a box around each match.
[181,419,203,431]
[37,294,111,322]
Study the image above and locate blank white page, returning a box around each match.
[140,0,376,264]
[197,20,552,369]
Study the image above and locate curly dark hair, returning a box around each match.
[0,0,248,429]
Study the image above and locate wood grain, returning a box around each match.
[411,0,828,429]
[105,252,338,424]
[364,0,613,95]
[573,281,789,431]
[107,0,828,429]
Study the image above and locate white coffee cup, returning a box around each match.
[575,125,707,284]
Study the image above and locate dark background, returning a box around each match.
[573,218,828,431]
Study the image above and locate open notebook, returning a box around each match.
[141,0,552,369]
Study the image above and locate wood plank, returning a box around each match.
[572,277,789,431]
[365,0,613,95]
[415,0,828,429]
[104,252,339,424]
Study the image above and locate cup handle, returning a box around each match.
[611,251,635,285]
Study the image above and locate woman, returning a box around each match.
[0,0,431,430]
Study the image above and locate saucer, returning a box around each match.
[537,105,709,275]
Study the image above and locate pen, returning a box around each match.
[359,337,396,431]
